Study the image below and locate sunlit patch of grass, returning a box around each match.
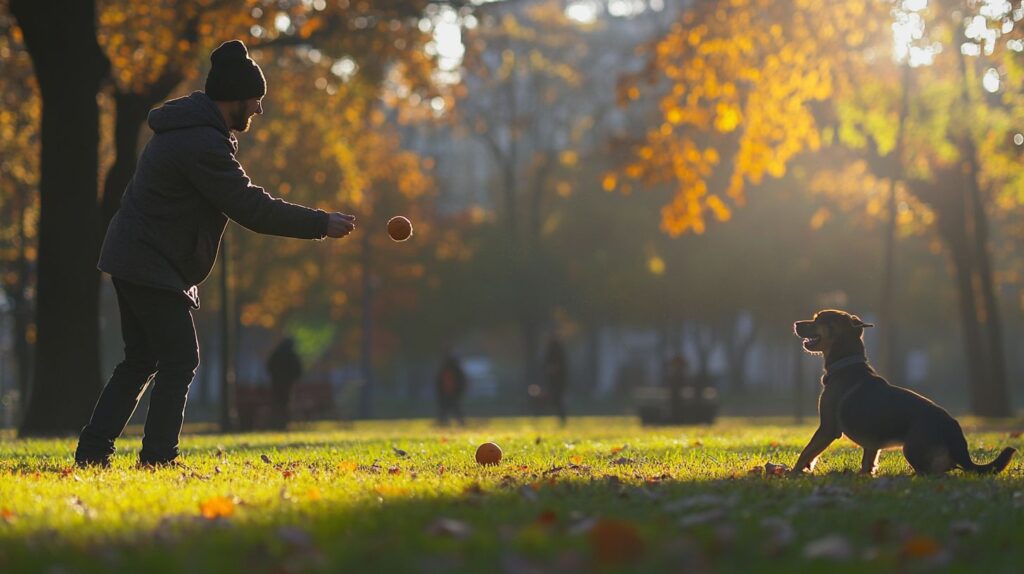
[0,417,1021,573]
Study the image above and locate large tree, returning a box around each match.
[10,0,110,435]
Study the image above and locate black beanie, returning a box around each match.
[205,40,266,101]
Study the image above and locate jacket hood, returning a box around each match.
[148,91,229,135]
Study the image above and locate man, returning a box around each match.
[542,337,568,425]
[435,350,466,427]
[266,336,302,430]
[75,40,356,467]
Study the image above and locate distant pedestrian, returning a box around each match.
[664,354,689,421]
[267,337,302,430]
[75,39,356,468]
[435,351,466,427]
[543,338,568,425]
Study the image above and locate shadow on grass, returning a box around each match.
[2,461,1022,574]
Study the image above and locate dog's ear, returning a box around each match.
[850,316,874,328]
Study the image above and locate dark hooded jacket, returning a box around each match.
[98,91,328,308]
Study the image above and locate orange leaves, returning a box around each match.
[199,496,236,520]
[619,0,890,236]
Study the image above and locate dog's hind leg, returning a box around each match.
[859,447,880,476]
[903,431,954,475]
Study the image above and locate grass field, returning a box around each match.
[1,417,1022,573]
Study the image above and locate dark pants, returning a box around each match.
[76,278,199,464]
[437,394,464,426]
[270,379,294,430]
[549,390,567,424]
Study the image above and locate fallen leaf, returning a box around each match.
[692,440,704,448]
[587,518,645,565]
[1009,431,1022,439]
[392,446,408,457]
[949,521,979,537]
[764,462,789,477]
[663,494,735,513]
[0,508,15,524]
[281,470,294,479]
[337,461,358,473]
[678,509,725,528]
[803,535,853,561]
[519,485,539,502]
[761,517,795,553]
[570,455,583,465]
[374,485,409,497]
[275,525,314,549]
[199,496,236,519]
[388,466,402,476]
[427,517,472,539]
[611,457,634,466]
[66,496,96,519]
[536,510,558,526]
[260,454,272,464]
[901,536,941,558]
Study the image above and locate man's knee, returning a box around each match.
[159,346,200,377]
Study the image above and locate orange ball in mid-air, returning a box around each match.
[387,216,413,242]
[475,442,502,466]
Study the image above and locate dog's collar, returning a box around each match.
[823,355,868,381]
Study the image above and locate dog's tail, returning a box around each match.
[948,420,1017,474]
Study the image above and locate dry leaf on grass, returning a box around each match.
[901,536,941,558]
[427,517,472,539]
[587,518,645,565]
[260,454,272,464]
[802,534,854,561]
[761,517,795,553]
[949,520,979,537]
[199,496,236,519]
[374,485,410,497]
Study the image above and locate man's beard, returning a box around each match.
[230,103,252,132]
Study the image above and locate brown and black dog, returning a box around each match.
[792,309,1015,476]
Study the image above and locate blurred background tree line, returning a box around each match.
[2,0,1024,435]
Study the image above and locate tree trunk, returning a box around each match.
[13,186,33,414]
[878,64,910,377]
[954,49,1011,416]
[13,0,110,436]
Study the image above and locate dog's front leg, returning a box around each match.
[859,448,879,476]
[791,426,837,475]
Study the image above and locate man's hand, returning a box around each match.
[326,212,356,238]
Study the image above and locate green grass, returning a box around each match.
[1,417,1022,573]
